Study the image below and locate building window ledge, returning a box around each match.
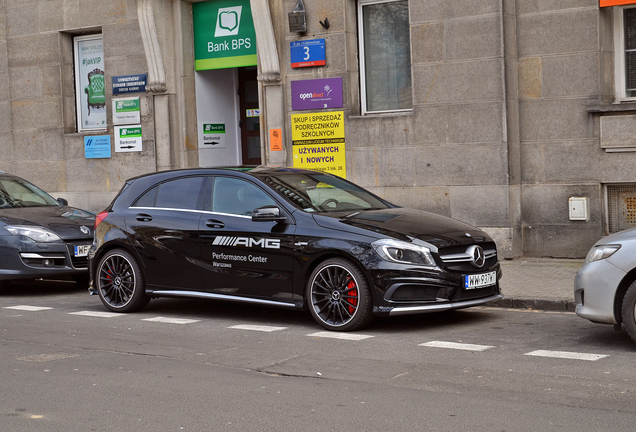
[587,100,636,113]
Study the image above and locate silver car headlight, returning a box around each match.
[4,225,62,243]
[372,238,436,267]
[586,244,621,263]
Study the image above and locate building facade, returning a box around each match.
[1,0,635,258]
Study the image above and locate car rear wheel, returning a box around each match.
[96,249,149,313]
[307,258,373,331]
[622,281,636,343]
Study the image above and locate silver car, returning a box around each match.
[575,227,636,343]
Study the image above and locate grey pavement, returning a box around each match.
[493,258,582,311]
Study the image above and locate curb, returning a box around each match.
[490,297,576,312]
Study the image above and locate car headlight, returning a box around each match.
[372,238,436,267]
[586,244,621,263]
[3,225,62,243]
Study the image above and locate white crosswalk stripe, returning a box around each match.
[4,305,53,311]
[229,324,287,332]
[524,350,608,361]
[419,341,495,351]
[68,311,122,318]
[142,317,200,325]
[307,331,374,341]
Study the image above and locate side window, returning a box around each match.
[73,34,106,132]
[211,177,276,216]
[358,0,412,114]
[154,177,205,210]
[134,186,158,207]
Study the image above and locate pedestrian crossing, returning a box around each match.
[2,304,611,362]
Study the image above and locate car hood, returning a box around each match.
[595,226,636,245]
[0,206,95,240]
[313,207,492,249]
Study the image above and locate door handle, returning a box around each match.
[136,213,153,222]
[206,219,225,229]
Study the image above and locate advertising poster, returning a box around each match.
[192,0,257,70]
[74,35,106,131]
[291,111,346,178]
[291,77,343,111]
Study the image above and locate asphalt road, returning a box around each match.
[1,280,635,431]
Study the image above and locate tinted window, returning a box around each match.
[154,177,205,210]
[134,186,158,207]
[211,177,276,216]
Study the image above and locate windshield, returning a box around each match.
[0,177,61,208]
[261,172,390,213]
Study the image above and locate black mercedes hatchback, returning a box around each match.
[88,167,502,331]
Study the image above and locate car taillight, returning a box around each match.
[95,211,109,229]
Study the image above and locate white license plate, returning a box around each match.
[464,271,497,289]
[74,245,90,257]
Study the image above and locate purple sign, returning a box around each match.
[291,77,343,111]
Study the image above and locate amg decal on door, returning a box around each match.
[212,236,281,249]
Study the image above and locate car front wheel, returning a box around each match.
[96,249,149,313]
[307,258,373,331]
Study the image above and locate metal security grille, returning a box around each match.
[607,184,636,233]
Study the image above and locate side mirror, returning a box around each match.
[57,198,69,206]
[252,205,287,223]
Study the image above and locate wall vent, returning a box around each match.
[606,184,636,233]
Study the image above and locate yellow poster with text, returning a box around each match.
[291,111,346,178]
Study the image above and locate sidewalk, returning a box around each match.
[491,258,583,312]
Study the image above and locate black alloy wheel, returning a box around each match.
[622,280,636,344]
[96,249,149,313]
[307,258,373,331]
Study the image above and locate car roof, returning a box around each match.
[125,166,324,183]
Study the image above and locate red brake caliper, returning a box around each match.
[346,280,358,314]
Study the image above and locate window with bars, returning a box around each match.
[606,184,636,234]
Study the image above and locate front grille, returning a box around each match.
[390,285,441,302]
[66,242,91,269]
[438,242,497,272]
[71,256,88,269]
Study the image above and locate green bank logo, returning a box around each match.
[120,127,142,137]
[204,124,225,134]
[215,6,242,37]
[116,100,139,112]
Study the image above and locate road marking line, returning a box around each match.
[68,311,123,318]
[524,350,608,361]
[307,331,374,341]
[4,306,53,311]
[142,317,200,325]
[229,324,287,332]
[419,341,495,351]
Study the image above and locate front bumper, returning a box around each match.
[368,262,502,316]
[574,259,625,324]
[378,293,503,316]
[0,237,90,281]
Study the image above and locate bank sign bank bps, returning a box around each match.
[291,112,347,178]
